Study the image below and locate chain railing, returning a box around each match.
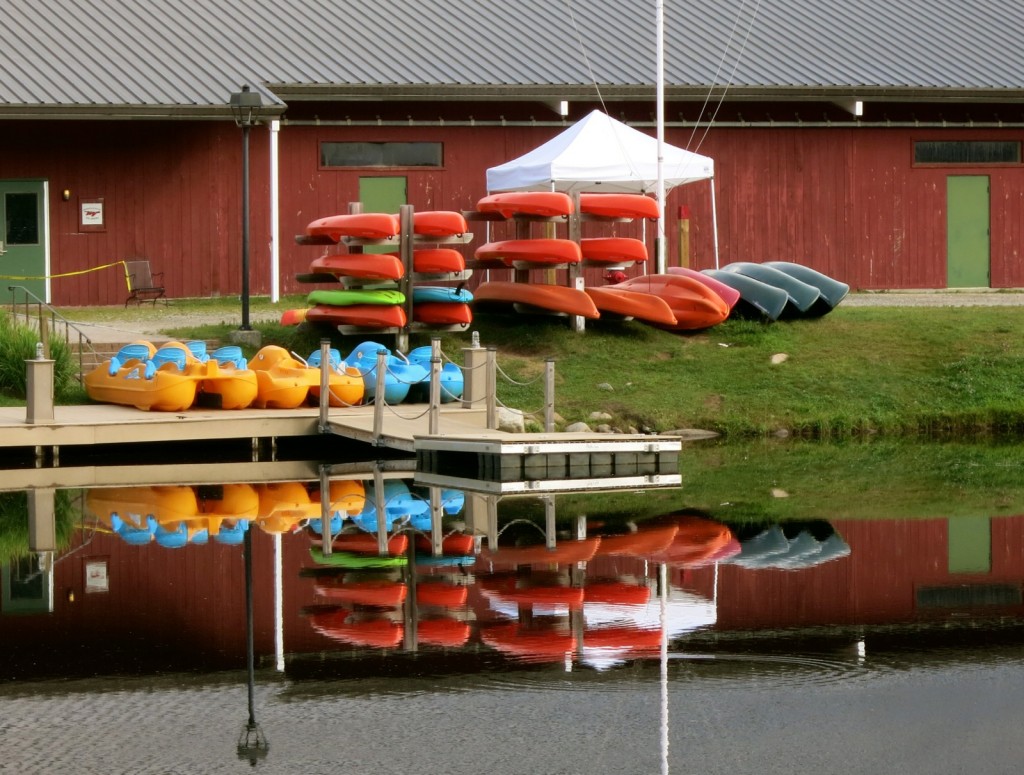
[317,334,557,446]
[6,285,98,383]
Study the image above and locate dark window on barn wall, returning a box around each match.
[914,141,1021,165]
[321,142,443,168]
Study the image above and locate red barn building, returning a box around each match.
[2,0,1023,306]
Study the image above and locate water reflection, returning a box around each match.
[3,452,1024,773]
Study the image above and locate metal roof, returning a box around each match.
[3,0,1023,117]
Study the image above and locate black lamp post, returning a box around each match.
[229,85,263,331]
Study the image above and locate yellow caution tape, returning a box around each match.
[0,260,127,281]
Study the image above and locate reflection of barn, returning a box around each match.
[3,1,1024,304]
[4,507,1024,678]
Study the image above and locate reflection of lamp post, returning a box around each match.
[237,526,269,763]
[229,85,262,331]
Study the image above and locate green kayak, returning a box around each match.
[309,547,408,568]
[307,289,405,307]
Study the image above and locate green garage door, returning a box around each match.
[0,180,48,303]
[947,175,990,288]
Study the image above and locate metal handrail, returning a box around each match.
[6,285,97,383]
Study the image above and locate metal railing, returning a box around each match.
[6,285,98,382]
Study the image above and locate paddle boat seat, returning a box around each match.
[211,345,247,369]
[151,345,188,370]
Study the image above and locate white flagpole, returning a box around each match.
[656,0,667,274]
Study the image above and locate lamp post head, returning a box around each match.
[230,85,263,127]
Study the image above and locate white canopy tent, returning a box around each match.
[485,110,720,270]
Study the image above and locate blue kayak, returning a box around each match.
[412,285,474,303]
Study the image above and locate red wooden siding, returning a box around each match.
[3,119,1024,305]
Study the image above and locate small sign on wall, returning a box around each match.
[79,196,105,232]
[85,559,109,592]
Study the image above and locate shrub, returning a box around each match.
[0,313,78,400]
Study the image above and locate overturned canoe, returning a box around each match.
[701,269,789,321]
[764,261,850,313]
[722,262,822,317]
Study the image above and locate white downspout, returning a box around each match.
[269,120,280,302]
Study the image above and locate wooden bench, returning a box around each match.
[124,260,166,306]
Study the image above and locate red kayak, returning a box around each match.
[413,210,469,237]
[475,238,582,266]
[413,302,473,325]
[314,580,408,608]
[310,253,405,281]
[476,191,574,218]
[580,237,649,265]
[306,213,399,241]
[580,193,660,220]
[305,304,408,329]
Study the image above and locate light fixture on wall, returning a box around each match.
[229,85,263,331]
[61,189,70,201]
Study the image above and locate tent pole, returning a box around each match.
[655,0,667,274]
[710,177,721,269]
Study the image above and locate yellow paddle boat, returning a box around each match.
[306,348,365,407]
[249,345,362,408]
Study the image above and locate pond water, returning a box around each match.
[2,440,1024,774]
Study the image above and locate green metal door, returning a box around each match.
[0,180,48,303]
[946,175,989,288]
[359,176,406,254]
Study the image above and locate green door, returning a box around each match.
[0,180,48,303]
[359,176,406,254]
[946,175,989,288]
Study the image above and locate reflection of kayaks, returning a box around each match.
[414,532,475,556]
[475,239,582,267]
[476,191,574,218]
[482,622,574,663]
[476,536,601,567]
[331,532,409,556]
[594,523,679,558]
[584,286,677,326]
[307,609,404,648]
[418,618,471,647]
[580,193,660,220]
[580,237,648,265]
[474,281,601,319]
[722,262,821,317]
[416,582,469,608]
[309,547,408,568]
[314,579,408,607]
[647,515,736,567]
[306,213,398,241]
[480,574,586,607]
[583,581,651,605]
[616,274,730,330]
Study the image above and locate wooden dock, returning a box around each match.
[0,401,682,491]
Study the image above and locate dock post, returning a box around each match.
[544,496,556,549]
[25,342,54,425]
[318,464,332,556]
[28,487,57,553]
[461,331,485,409]
[317,339,330,433]
[544,358,556,432]
[428,337,441,435]
[485,346,497,430]
[374,466,388,555]
[372,349,387,444]
[429,486,443,557]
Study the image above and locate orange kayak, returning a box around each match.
[617,273,730,330]
[306,212,399,241]
[413,210,468,237]
[476,191,574,218]
[584,286,677,326]
[310,253,405,281]
[580,237,649,265]
[475,238,582,266]
[305,304,408,329]
[580,193,660,220]
[473,281,601,319]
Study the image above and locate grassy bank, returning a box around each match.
[59,298,1024,438]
